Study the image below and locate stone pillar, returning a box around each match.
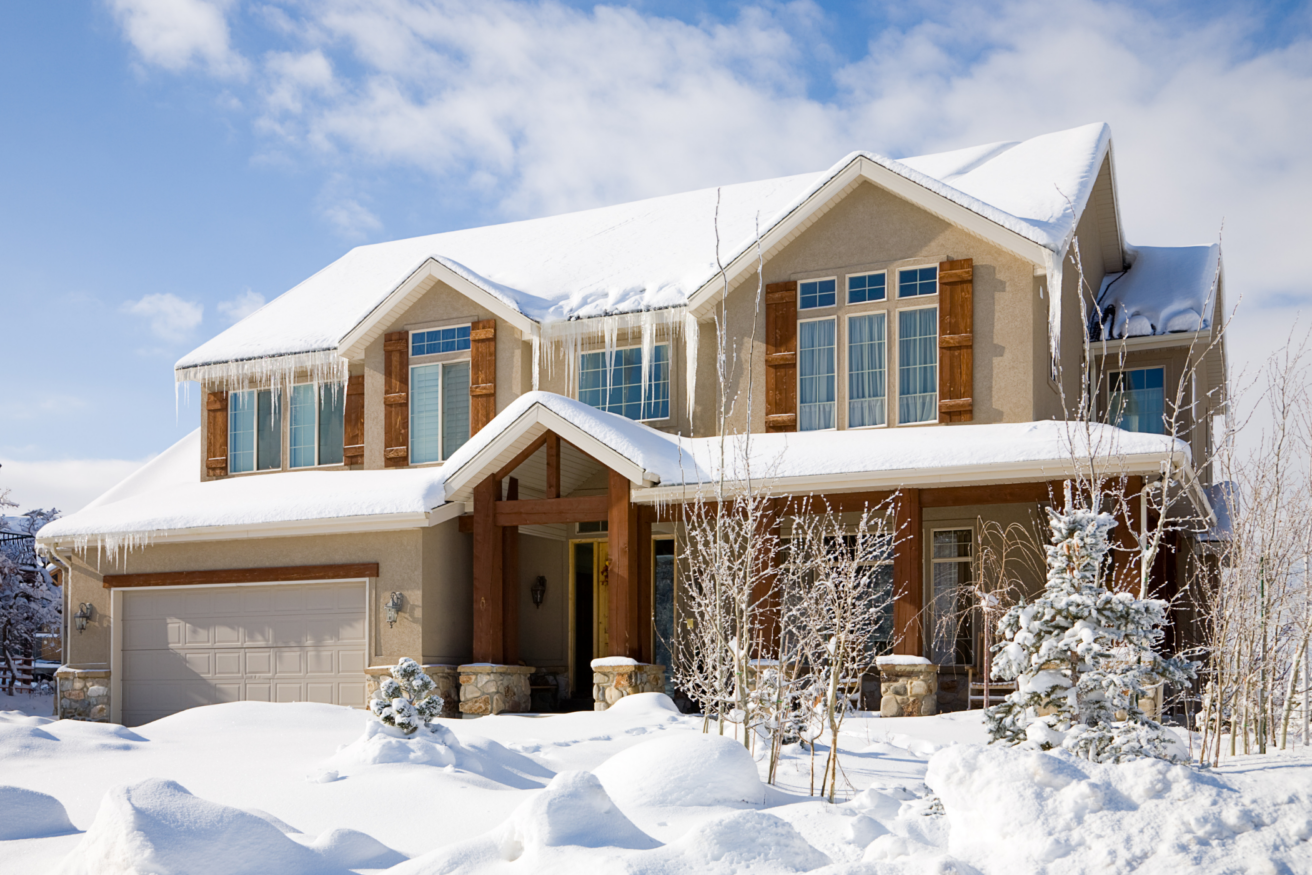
[877,657,939,717]
[591,659,666,711]
[55,666,110,722]
[458,664,534,717]
[365,664,461,719]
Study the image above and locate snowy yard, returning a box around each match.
[1,695,1309,874]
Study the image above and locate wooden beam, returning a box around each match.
[494,494,609,527]
[472,474,504,663]
[1111,475,1144,594]
[608,470,640,660]
[103,563,379,589]
[545,433,561,500]
[637,505,653,664]
[458,515,473,534]
[495,434,548,483]
[503,477,520,665]
[921,481,1058,508]
[892,489,923,657]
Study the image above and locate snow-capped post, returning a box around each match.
[368,657,444,735]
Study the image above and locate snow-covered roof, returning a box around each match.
[1093,244,1221,339]
[177,123,1114,373]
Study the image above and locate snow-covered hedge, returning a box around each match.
[367,658,444,735]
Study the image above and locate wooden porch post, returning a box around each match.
[1110,475,1143,593]
[893,488,924,657]
[473,474,504,663]
[752,499,782,654]
[608,470,640,660]
[503,477,520,665]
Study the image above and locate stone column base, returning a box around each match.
[877,658,939,717]
[55,666,110,722]
[457,664,534,717]
[591,659,666,711]
[365,664,460,719]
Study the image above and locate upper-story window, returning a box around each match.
[847,272,887,304]
[290,383,346,468]
[898,265,938,298]
[1108,367,1165,434]
[229,389,281,473]
[799,278,837,310]
[848,313,886,427]
[411,325,471,356]
[898,307,938,424]
[579,345,670,421]
[799,318,836,430]
[411,362,471,463]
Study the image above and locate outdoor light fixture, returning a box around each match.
[74,603,93,634]
[531,575,547,609]
[385,592,404,627]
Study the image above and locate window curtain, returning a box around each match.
[410,364,443,464]
[290,385,316,468]
[898,308,938,424]
[255,389,281,471]
[848,313,886,427]
[1109,368,1165,434]
[441,362,471,459]
[317,383,345,466]
[799,319,836,431]
[228,390,255,474]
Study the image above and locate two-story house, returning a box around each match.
[38,122,1226,725]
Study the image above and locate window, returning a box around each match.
[1109,367,1165,435]
[579,345,670,420]
[228,389,280,474]
[799,278,836,310]
[410,362,471,463]
[411,325,471,357]
[898,308,938,424]
[652,538,676,684]
[798,319,836,430]
[851,534,895,655]
[930,529,974,665]
[898,265,938,298]
[847,272,886,304]
[848,313,886,428]
[290,383,346,468]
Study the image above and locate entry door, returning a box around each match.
[571,540,610,697]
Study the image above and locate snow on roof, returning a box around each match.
[1093,244,1221,339]
[177,124,1113,372]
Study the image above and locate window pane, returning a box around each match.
[898,266,938,298]
[642,344,670,420]
[799,278,836,310]
[579,345,670,421]
[318,383,345,466]
[847,272,886,304]
[931,529,974,665]
[228,390,255,474]
[290,384,316,469]
[799,319,836,430]
[653,539,676,686]
[867,563,895,655]
[848,313,886,427]
[256,389,281,471]
[442,361,471,460]
[1109,368,1165,434]
[411,325,471,356]
[410,364,443,464]
[579,351,606,409]
[898,308,938,424]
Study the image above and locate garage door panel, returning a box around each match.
[271,588,305,613]
[214,683,242,703]
[306,683,336,704]
[213,621,242,646]
[339,649,367,674]
[306,650,335,675]
[275,650,304,675]
[245,683,271,702]
[338,682,367,707]
[271,617,307,646]
[275,683,303,703]
[183,652,212,677]
[214,652,242,676]
[244,649,273,676]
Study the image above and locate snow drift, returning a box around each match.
[593,731,766,809]
[0,785,76,840]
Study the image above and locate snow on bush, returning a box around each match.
[368,657,443,735]
[593,732,765,809]
[0,785,75,840]
[986,506,1194,762]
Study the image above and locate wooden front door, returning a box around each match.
[570,539,610,697]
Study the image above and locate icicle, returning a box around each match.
[1042,248,1065,380]
[684,311,699,425]
[175,348,349,401]
[640,308,656,415]
[531,326,542,392]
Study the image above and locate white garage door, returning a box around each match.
[120,581,368,726]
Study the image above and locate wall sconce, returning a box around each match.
[385,592,404,627]
[531,576,547,609]
[74,603,93,634]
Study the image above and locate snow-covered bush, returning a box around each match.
[367,658,443,735]
[985,505,1196,762]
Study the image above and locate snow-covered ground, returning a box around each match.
[1,696,1308,874]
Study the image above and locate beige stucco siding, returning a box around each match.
[515,534,569,670]
[421,519,473,664]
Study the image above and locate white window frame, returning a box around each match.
[228,388,282,474]
[797,276,839,311]
[845,311,888,430]
[928,526,975,667]
[797,315,838,432]
[846,270,888,306]
[896,264,940,300]
[289,381,346,470]
[576,342,673,423]
[894,303,939,427]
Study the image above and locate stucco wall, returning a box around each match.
[421,519,473,664]
[515,533,569,669]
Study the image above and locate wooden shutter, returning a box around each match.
[384,331,409,467]
[205,391,228,477]
[470,319,497,435]
[764,281,798,432]
[938,258,974,423]
[343,375,365,466]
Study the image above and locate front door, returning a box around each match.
[570,539,610,697]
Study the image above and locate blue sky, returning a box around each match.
[1,0,1309,513]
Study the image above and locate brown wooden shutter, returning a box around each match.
[938,258,974,423]
[205,391,228,477]
[343,375,365,466]
[764,281,798,432]
[470,319,497,435]
[384,331,409,467]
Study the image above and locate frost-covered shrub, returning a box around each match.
[368,658,443,735]
[985,506,1195,762]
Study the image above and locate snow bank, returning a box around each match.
[56,779,344,875]
[304,827,408,869]
[593,733,765,809]
[0,786,76,840]
[627,810,829,875]
[602,692,680,716]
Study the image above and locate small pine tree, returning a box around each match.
[985,502,1196,762]
[368,658,444,735]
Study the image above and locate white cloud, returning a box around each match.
[121,292,204,342]
[320,195,383,240]
[216,289,266,323]
[108,0,248,78]
[0,457,147,515]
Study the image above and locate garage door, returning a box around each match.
[120,581,368,726]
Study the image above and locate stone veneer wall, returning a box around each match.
[458,664,534,717]
[364,664,461,719]
[878,661,939,717]
[592,662,665,711]
[56,666,110,722]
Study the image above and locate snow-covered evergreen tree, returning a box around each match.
[985,502,1196,762]
[1,507,62,692]
[368,658,444,735]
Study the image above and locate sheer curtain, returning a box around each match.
[848,313,886,427]
[289,384,316,468]
[410,364,443,464]
[799,319,836,431]
[898,308,937,424]
[441,362,471,460]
